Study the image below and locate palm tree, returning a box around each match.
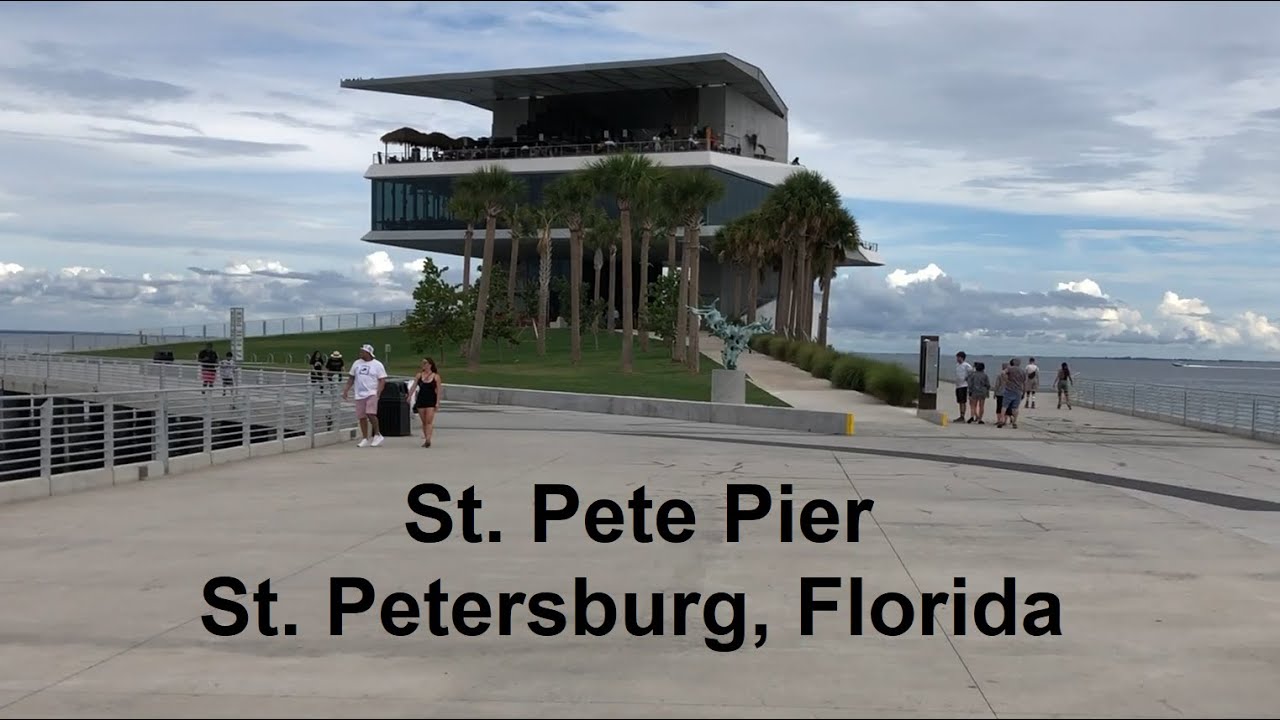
[762,170,841,340]
[465,165,525,370]
[816,207,860,347]
[507,204,535,316]
[633,168,669,353]
[530,205,561,356]
[664,169,725,372]
[447,178,484,290]
[545,173,599,365]
[587,153,660,372]
[585,215,619,334]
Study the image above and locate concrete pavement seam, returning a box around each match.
[833,453,999,719]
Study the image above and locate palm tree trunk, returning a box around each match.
[537,230,551,357]
[666,228,678,278]
[732,266,743,320]
[689,233,701,373]
[674,233,690,363]
[638,226,651,353]
[747,263,760,322]
[797,244,811,340]
[607,245,617,332]
[777,245,793,337]
[818,257,833,347]
[570,227,583,365]
[468,212,498,369]
[593,248,603,303]
[462,224,475,289]
[620,207,634,372]
[507,232,519,314]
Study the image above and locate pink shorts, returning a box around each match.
[354,395,378,418]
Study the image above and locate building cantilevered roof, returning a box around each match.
[340,53,788,118]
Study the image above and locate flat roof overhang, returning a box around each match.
[340,53,787,119]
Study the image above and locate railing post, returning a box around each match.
[203,391,213,455]
[97,360,102,385]
[330,382,338,432]
[104,397,115,468]
[243,392,252,448]
[307,387,316,447]
[156,393,169,473]
[39,398,53,481]
[1182,390,1188,426]
[1252,398,1259,439]
[277,386,286,443]
[1130,385,1136,416]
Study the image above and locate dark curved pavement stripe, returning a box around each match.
[617,431,1280,512]
[452,422,1280,512]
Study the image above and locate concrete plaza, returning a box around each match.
[2,395,1278,718]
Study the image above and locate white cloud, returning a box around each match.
[886,263,946,289]
[0,262,23,276]
[1158,291,1212,317]
[362,251,396,278]
[1056,279,1106,298]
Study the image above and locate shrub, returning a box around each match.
[785,339,806,363]
[810,349,839,379]
[749,334,774,353]
[866,363,918,406]
[767,336,791,358]
[832,355,878,391]
[795,342,820,371]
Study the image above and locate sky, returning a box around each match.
[1,1,1278,359]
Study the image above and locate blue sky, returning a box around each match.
[1,1,1279,359]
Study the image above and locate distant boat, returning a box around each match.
[1172,362,1186,367]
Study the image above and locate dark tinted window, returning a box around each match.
[370,168,773,232]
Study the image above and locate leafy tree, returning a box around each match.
[646,271,681,351]
[479,262,520,361]
[403,257,468,363]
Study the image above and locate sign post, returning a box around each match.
[230,307,245,364]
[918,334,940,411]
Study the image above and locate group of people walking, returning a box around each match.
[953,352,1073,428]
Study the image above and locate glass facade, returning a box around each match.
[370,168,773,232]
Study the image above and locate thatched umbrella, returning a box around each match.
[379,126,432,158]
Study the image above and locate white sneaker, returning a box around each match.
[371,435,385,447]
[357,438,369,448]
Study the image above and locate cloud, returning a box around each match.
[886,263,945,289]
[0,65,192,103]
[1056,279,1106,298]
[0,251,458,333]
[824,263,1276,356]
[1158,291,1212,317]
[95,130,311,158]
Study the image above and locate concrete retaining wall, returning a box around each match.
[442,384,855,436]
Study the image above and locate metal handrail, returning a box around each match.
[0,383,362,484]
[372,136,772,165]
[1068,377,1279,443]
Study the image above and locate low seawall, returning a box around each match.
[440,383,855,436]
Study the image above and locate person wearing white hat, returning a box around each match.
[342,343,387,447]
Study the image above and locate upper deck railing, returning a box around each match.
[373,133,778,166]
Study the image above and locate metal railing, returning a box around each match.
[372,133,773,165]
[135,309,411,345]
[0,383,360,484]
[1070,378,1280,443]
[1,352,313,392]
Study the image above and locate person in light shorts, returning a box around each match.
[342,343,387,447]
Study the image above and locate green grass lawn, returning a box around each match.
[79,326,788,407]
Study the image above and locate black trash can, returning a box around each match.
[377,380,411,437]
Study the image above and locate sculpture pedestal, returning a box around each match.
[712,369,747,404]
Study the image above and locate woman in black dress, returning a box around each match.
[407,357,442,447]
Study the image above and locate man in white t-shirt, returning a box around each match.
[1025,357,1040,409]
[342,343,387,447]
[954,351,973,423]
